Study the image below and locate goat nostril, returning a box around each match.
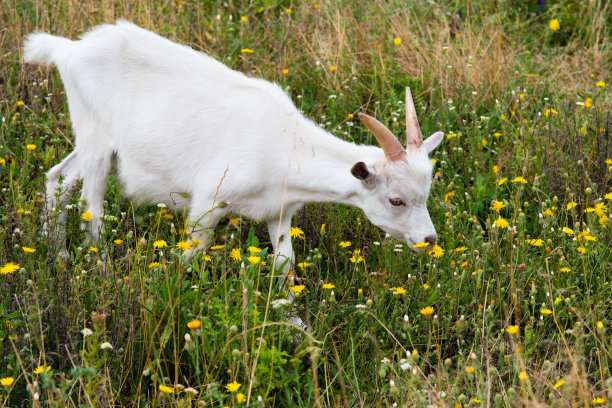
[424,235,437,249]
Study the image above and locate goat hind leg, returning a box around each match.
[79,154,112,243]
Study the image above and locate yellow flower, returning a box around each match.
[247,256,261,265]
[148,262,160,268]
[89,247,98,253]
[26,144,36,151]
[282,69,289,75]
[297,262,311,268]
[420,306,434,316]
[1,262,20,275]
[506,325,519,335]
[82,211,93,221]
[494,217,509,228]
[0,158,5,166]
[544,108,558,117]
[33,365,51,374]
[285,8,291,13]
[393,287,407,295]
[518,371,528,381]
[229,218,239,227]
[597,321,604,330]
[423,284,430,290]
[592,397,606,405]
[339,241,351,248]
[549,19,560,31]
[113,239,122,244]
[560,267,570,273]
[322,283,335,289]
[526,239,544,247]
[585,98,592,108]
[428,245,444,257]
[446,132,457,139]
[240,16,247,22]
[231,248,241,261]
[330,65,337,72]
[465,366,475,374]
[454,246,468,252]
[22,246,36,253]
[413,242,429,249]
[460,261,468,268]
[226,381,241,392]
[491,200,505,212]
[176,241,192,251]
[593,202,607,217]
[553,379,564,389]
[595,81,606,88]
[240,48,254,53]
[17,100,25,106]
[566,202,578,210]
[350,254,364,263]
[541,308,553,315]
[159,384,174,394]
[289,227,304,239]
[393,37,402,45]
[1,377,14,387]
[247,246,261,254]
[577,246,587,254]
[236,392,246,403]
[444,191,455,203]
[187,320,201,329]
[562,227,574,235]
[498,177,508,186]
[203,255,212,261]
[291,285,306,294]
[153,240,167,248]
[511,176,527,184]
[481,139,488,147]
[210,244,225,250]
[605,192,612,200]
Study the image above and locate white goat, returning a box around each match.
[24,20,443,273]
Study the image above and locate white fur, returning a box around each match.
[24,21,442,270]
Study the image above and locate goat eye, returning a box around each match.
[389,198,405,207]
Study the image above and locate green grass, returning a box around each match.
[1,0,611,406]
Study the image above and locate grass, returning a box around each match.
[1,0,611,406]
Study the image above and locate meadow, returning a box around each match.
[1,0,611,406]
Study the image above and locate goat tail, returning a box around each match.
[23,33,73,66]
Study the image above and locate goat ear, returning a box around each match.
[351,162,374,183]
[423,131,443,154]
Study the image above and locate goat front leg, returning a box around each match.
[267,216,295,286]
[184,198,227,259]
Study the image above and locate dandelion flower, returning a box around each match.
[159,384,174,394]
[22,246,36,253]
[26,144,36,151]
[187,320,201,329]
[113,239,122,244]
[560,267,570,273]
[506,325,519,335]
[491,200,505,212]
[247,246,261,254]
[526,239,544,247]
[236,392,246,403]
[17,100,25,106]
[148,262,161,268]
[494,217,509,228]
[595,81,606,88]
[561,227,574,235]
[511,176,527,184]
[176,241,192,251]
[420,306,434,316]
[566,202,578,210]
[518,371,528,381]
[428,245,444,257]
[498,177,508,186]
[291,285,306,294]
[540,308,553,315]
[230,248,241,261]
[247,256,261,265]
[89,247,98,253]
[282,69,289,75]
[393,37,402,45]
[454,246,468,252]
[1,377,14,387]
[596,321,604,329]
[592,397,606,405]
[444,191,455,203]
[465,366,475,374]
[604,192,612,200]
[240,48,254,54]
[226,381,241,392]
[330,65,336,72]
[413,242,429,249]
[339,241,351,248]
[210,244,225,250]
[297,261,311,268]
[393,287,407,295]
[240,16,247,22]
[82,211,93,221]
[577,246,586,254]
[289,227,304,239]
[553,379,564,389]
[549,19,560,31]
[33,365,50,374]
[322,283,335,289]
[153,240,167,248]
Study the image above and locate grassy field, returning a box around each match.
[1,0,611,406]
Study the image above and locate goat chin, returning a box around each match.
[24,20,442,278]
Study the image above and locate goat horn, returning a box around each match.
[358,113,406,161]
[405,87,423,149]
